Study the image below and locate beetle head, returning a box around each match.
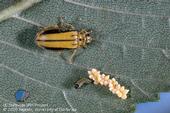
[86,35,92,43]
[85,30,92,43]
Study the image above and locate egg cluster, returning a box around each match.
[88,68,129,99]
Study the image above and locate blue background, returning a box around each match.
[135,93,170,113]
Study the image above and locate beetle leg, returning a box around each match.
[68,49,77,64]
[58,16,75,31]
[41,25,59,31]
[59,16,64,23]
[59,22,75,31]
[67,23,75,31]
[80,29,89,36]
[58,16,64,26]
[80,29,92,35]
[83,45,87,49]
[80,29,87,34]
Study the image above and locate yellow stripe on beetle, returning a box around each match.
[36,30,92,49]
[37,40,78,48]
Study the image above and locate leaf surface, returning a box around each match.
[0,0,170,113]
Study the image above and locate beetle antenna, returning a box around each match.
[77,17,97,24]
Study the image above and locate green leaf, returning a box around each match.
[0,0,170,113]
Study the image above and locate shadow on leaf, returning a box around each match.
[62,67,88,89]
[16,26,39,50]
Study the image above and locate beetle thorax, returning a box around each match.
[78,30,92,47]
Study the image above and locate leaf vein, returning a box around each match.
[64,0,170,18]
[131,79,150,97]
[1,64,61,90]
[62,90,77,112]
[13,14,43,27]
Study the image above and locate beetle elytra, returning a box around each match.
[35,17,92,64]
